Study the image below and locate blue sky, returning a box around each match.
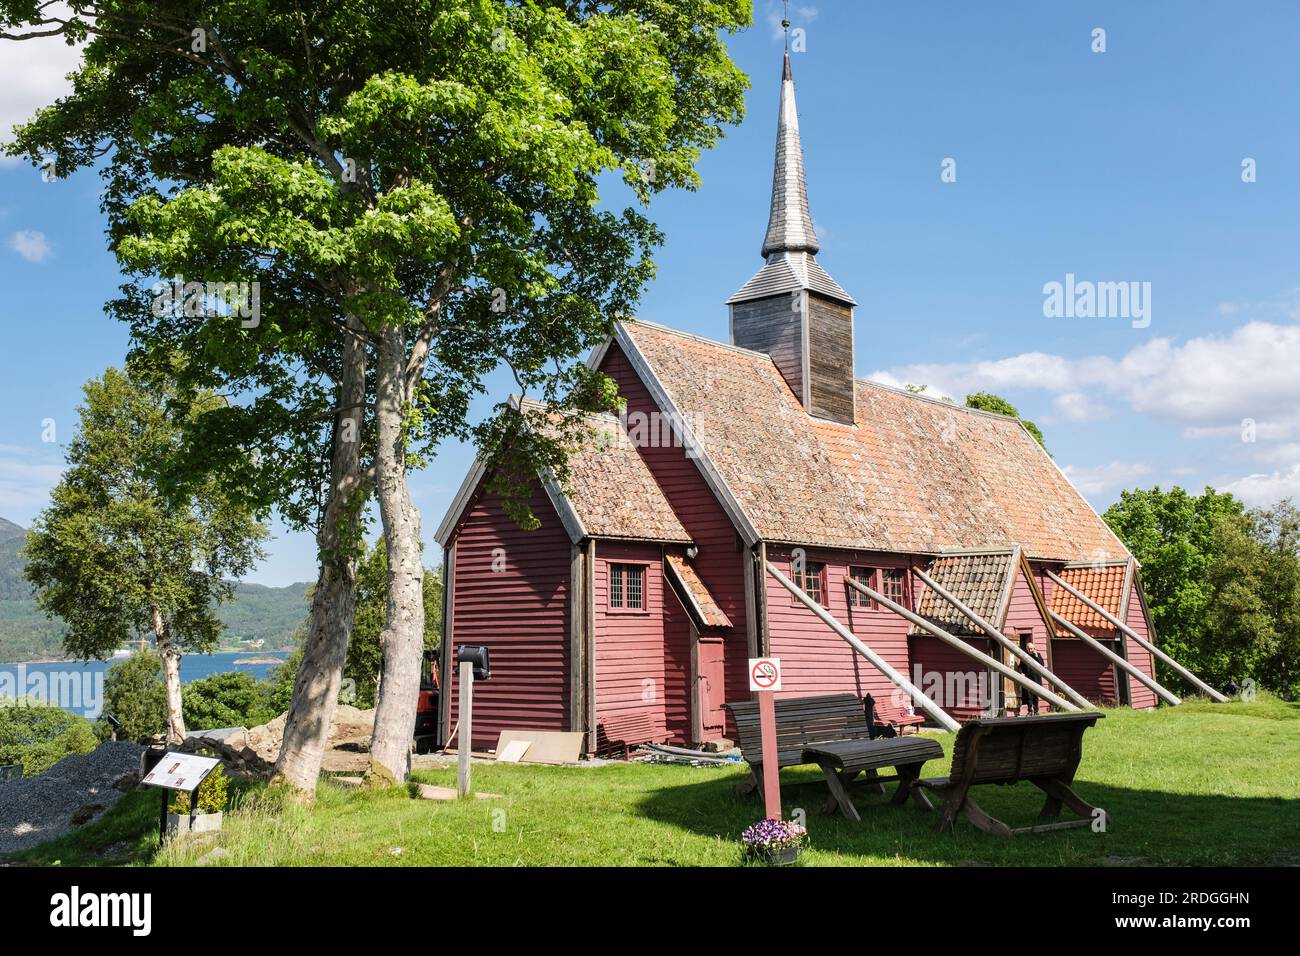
[2,1,1299,585]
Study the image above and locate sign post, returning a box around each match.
[141,751,221,844]
[748,657,783,822]
[457,659,473,797]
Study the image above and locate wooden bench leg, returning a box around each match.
[893,764,933,811]
[863,767,886,796]
[935,787,965,833]
[817,761,862,823]
[960,796,1014,838]
[1036,776,1108,829]
[736,769,759,797]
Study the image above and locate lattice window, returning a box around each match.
[794,560,826,605]
[880,567,909,609]
[848,566,875,607]
[610,563,646,610]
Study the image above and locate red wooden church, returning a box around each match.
[434,53,1184,755]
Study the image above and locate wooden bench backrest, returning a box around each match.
[949,712,1103,785]
[724,694,871,762]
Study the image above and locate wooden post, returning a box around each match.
[1049,609,1181,706]
[912,566,1091,710]
[766,561,960,732]
[458,660,473,797]
[1046,570,1228,703]
[758,691,781,821]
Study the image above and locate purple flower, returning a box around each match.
[741,818,808,854]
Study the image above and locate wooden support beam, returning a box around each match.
[913,567,1089,711]
[845,576,1078,715]
[1046,570,1228,703]
[765,561,961,732]
[1048,609,1181,706]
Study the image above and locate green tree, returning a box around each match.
[964,391,1047,451]
[4,0,750,788]
[0,700,98,775]
[347,539,442,708]
[183,670,279,730]
[24,368,267,744]
[99,650,167,742]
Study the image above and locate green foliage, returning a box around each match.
[182,671,279,731]
[23,367,268,663]
[170,761,229,815]
[964,391,1047,451]
[1,0,752,537]
[99,650,166,742]
[346,540,441,707]
[0,699,98,775]
[1105,488,1299,698]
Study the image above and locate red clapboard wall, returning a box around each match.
[1123,585,1158,709]
[765,547,917,722]
[599,344,750,721]
[447,478,571,750]
[592,541,670,744]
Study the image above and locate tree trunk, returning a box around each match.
[273,331,368,797]
[152,606,186,746]
[368,326,426,783]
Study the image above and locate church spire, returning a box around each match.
[761,49,820,258]
[727,30,857,425]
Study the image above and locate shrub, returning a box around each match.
[99,650,166,742]
[0,699,98,775]
[170,761,229,815]
[182,671,277,730]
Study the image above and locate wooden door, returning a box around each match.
[696,636,727,741]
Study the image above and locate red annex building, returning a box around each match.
[435,54,1164,755]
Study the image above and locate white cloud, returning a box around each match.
[872,320,1300,430]
[1221,464,1300,506]
[8,229,52,262]
[1061,461,1151,496]
[1053,391,1108,423]
[0,22,83,165]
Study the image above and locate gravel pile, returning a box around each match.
[0,741,144,857]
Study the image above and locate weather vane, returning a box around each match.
[782,0,791,51]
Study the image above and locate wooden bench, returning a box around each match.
[916,712,1108,837]
[725,694,943,820]
[803,736,943,822]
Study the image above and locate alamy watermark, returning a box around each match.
[151,276,261,328]
[1,665,104,718]
[1043,273,1151,328]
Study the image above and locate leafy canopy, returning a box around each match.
[23,366,267,660]
[3,0,751,528]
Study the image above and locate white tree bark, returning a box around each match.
[274,332,367,796]
[152,605,186,746]
[368,325,426,782]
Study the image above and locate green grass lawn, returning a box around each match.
[9,697,1299,867]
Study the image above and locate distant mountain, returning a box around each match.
[0,517,311,662]
[0,517,30,601]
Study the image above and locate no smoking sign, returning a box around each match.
[748,657,782,692]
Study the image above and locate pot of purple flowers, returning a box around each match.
[741,818,808,865]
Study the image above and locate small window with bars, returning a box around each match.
[880,567,909,609]
[609,563,646,610]
[793,560,826,605]
[848,566,875,608]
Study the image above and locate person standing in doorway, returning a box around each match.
[1018,637,1046,715]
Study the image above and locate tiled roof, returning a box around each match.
[912,551,1017,636]
[620,321,1130,563]
[1051,563,1129,637]
[664,554,733,629]
[522,399,691,544]
[726,252,856,306]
